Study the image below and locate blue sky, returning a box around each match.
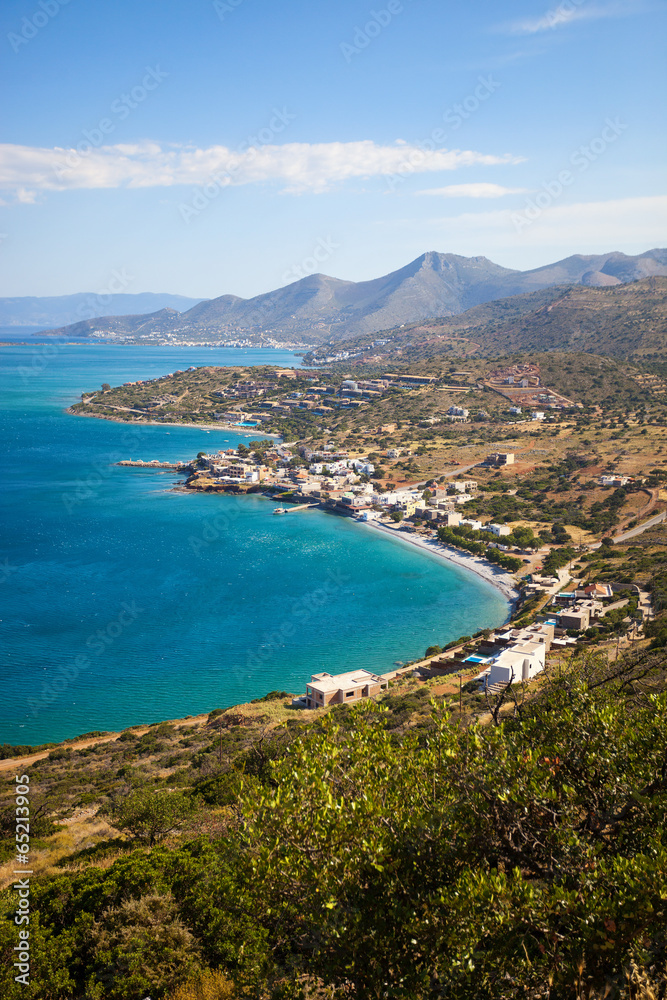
[1,0,665,298]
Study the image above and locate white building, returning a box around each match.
[440,511,461,526]
[483,523,512,537]
[487,640,546,685]
[509,406,522,416]
[351,460,375,475]
[373,492,401,506]
[532,411,545,421]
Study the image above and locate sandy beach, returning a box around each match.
[360,519,521,605]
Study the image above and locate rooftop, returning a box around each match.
[308,669,382,692]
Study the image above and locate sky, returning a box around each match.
[1,0,666,299]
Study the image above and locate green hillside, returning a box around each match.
[1,650,666,999]
[307,278,667,366]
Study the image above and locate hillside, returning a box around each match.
[1,646,666,999]
[42,249,667,346]
[306,277,667,365]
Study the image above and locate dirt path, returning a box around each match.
[0,712,211,772]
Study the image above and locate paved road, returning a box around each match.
[441,463,479,479]
[613,510,667,544]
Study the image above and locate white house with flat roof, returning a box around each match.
[486,640,547,686]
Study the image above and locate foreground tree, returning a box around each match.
[115,789,195,846]
[242,654,667,997]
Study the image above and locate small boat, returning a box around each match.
[273,507,287,515]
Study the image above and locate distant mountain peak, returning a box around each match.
[37,248,667,346]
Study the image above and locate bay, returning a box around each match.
[0,344,509,745]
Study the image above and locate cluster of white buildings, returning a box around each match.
[309,457,375,477]
[423,622,555,688]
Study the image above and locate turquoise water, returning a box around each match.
[0,344,509,745]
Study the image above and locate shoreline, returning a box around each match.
[66,408,280,437]
[171,484,520,606]
[359,518,521,606]
[1,506,519,757]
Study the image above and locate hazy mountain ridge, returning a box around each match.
[39,249,667,345]
[0,292,206,329]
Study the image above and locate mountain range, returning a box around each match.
[0,292,204,330]
[306,277,667,365]
[38,248,667,346]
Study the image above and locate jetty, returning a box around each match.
[117,460,189,469]
[277,503,320,514]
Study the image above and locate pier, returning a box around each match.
[117,460,189,469]
[273,502,320,514]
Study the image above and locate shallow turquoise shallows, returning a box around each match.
[0,344,509,745]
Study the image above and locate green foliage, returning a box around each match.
[86,893,200,999]
[645,612,667,649]
[3,653,667,998]
[242,662,667,997]
[485,546,523,571]
[115,789,196,846]
[0,741,56,760]
[250,690,291,704]
[542,545,577,575]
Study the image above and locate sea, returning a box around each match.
[0,339,510,745]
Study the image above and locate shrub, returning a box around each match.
[115,789,196,845]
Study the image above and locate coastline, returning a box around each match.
[360,519,521,606]
[66,408,280,436]
[71,406,517,606]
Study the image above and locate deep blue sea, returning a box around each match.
[0,344,509,745]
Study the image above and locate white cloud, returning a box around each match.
[415,183,529,198]
[0,139,523,199]
[499,0,660,35]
